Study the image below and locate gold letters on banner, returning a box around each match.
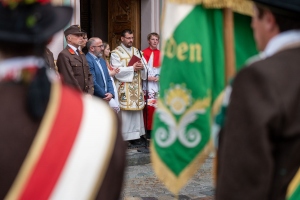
[165,36,202,63]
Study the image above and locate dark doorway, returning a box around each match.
[80,0,141,50]
[80,0,108,42]
[108,0,141,50]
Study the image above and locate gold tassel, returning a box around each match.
[151,140,213,194]
[168,0,254,16]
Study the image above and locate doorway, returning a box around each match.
[80,0,141,50]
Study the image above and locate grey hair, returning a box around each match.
[86,37,98,51]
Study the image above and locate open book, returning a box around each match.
[128,55,141,66]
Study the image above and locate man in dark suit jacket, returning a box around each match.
[43,47,56,71]
[86,37,114,101]
[216,1,300,200]
[57,25,94,95]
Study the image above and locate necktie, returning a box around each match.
[76,49,83,61]
[96,58,107,92]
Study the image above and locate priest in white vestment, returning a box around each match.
[110,29,147,142]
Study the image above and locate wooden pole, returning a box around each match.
[223,8,236,83]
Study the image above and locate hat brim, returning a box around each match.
[40,6,73,42]
[68,31,86,35]
[0,5,73,43]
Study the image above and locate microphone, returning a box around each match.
[138,49,148,70]
[138,48,149,149]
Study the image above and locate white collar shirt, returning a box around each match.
[68,44,79,56]
[88,52,107,92]
[264,30,300,57]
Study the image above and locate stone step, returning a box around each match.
[126,148,151,166]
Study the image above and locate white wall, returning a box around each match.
[141,0,160,50]
[49,0,80,60]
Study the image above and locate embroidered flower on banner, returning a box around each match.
[155,84,210,148]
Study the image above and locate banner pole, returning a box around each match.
[223,8,236,83]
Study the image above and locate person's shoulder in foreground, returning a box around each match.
[216,1,300,200]
[0,1,126,199]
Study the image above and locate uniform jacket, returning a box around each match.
[86,53,114,98]
[44,47,56,71]
[57,46,93,94]
[0,65,126,199]
[216,47,300,200]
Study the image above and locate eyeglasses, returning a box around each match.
[124,37,134,40]
[93,45,104,48]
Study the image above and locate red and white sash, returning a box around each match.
[5,82,117,200]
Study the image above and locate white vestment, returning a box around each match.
[143,52,160,100]
[110,43,147,140]
[108,76,120,113]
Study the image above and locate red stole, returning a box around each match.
[6,80,118,200]
[142,47,160,68]
[5,82,83,199]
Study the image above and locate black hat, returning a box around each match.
[252,0,300,19]
[64,25,85,37]
[0,1,73,44]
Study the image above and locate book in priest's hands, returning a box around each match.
[128,55,141,66]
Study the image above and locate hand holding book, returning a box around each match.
[128,55,144,71]
[133,61,144,71]
[128,55,141,66]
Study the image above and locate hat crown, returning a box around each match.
[64,25,85,37]
[0,0,73,43]
[0,3,54,32]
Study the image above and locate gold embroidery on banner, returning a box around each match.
[168,0,254,16]
[151,139,213,195]
[151,92,212,194]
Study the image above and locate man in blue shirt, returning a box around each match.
[86,37,114,101]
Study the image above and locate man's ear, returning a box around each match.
[121,36,124,42]
[66,35,71,42]
[264,10,278,32]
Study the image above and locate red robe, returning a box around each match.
[142,47,160,130]
[142,47,160,68]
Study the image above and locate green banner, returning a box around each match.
[151,3,224,194]
[287,169,300,200]
[288,185,300,200]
